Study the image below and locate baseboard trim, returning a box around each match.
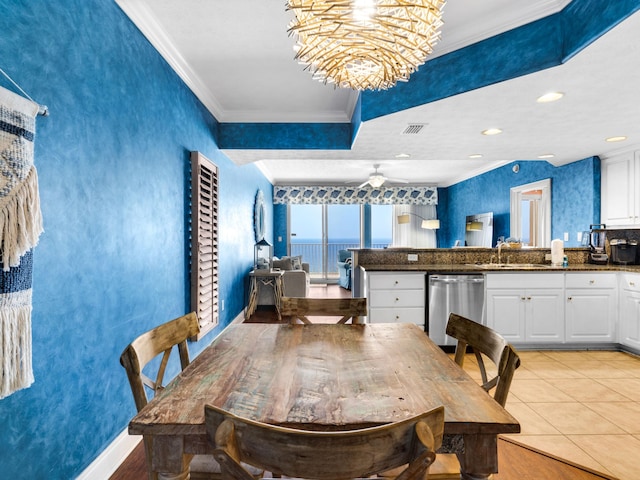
[76,428,141,480]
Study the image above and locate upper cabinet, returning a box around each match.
[601,151,640,227]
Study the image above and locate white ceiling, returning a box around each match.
[117,0,640,187]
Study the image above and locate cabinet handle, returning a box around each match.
[567,297,572,301]
[395,281,399,285]
[396,315,400,320]
[630,282,636,287]
[527,296,532,300]
[521,297,526,301]
[589,280,595,284]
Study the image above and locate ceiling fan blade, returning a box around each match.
[387,177,409,184]
[357,180,370,188]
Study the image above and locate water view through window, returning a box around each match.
[290,204,392,280]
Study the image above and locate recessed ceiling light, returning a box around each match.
[538,154,555,159]
[537,92,564,103]
[481,128,502,136]
[606,136,627,142]
[395,153,411,158]
[468,154,483,159]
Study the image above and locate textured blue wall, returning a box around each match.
[0,0,271,478]
[442,158,601,248]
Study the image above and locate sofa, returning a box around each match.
[256,255,310,306]
[337,250,352,290]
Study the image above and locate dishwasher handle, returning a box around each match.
[429,276,484,284]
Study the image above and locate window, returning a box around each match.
[189,151,219,339]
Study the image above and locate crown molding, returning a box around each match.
[115,0,227,121]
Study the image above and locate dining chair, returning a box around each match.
[204,403,445,480]
[427,312,522,479]
[119,312,223,480]
[446,312,521,407]
[280,296,367,324]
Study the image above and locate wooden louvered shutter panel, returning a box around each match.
[190,151,219,339]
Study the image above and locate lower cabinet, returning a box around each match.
[486,274,564,343]
[565,273,617,342]
[620,273,640,350]
[365,272,425,329]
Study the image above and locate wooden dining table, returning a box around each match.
[129,322,520,480]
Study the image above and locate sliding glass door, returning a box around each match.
[290,204,360,282]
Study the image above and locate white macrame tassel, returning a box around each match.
[0,290,34,399]
[0,166,43,271]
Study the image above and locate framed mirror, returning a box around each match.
[510,179,551,247]
[254,190,266,242]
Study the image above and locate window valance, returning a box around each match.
[273,185,437,205]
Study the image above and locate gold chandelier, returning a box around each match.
[286,0,446,91]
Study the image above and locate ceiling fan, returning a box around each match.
[357,164,408,188]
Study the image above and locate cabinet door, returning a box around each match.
[601,153,637,226]
[565,289,617,342]
[620,290,640,350]
[486,289,525,342]
[526,289,565,342]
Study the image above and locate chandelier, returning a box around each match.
[286,0,446,91]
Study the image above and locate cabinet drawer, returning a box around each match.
[368,272,425,290]
[621,273,640,292]
[368,307,424,326]
[485,273,563,289]
[565,273,617,289]
[369,289,425,308]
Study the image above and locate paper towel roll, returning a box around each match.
[551,239,564,266]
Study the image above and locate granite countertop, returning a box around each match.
[358,263,640,273]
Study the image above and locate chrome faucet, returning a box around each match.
[497,242,505,265]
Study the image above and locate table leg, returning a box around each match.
[457,434,498,480]
[246,276,258,320]
[273,275,284,321]
[151,435,191,480]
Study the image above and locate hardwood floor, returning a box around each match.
[111,284,616,480]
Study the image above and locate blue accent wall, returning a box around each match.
[441,158,601,248]
[0,1,272,478]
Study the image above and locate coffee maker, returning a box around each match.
[588,224,608,264]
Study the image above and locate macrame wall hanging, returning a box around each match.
[0,81,45,399]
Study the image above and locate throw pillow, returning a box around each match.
[272,257,293,271]
[290,255,303,270]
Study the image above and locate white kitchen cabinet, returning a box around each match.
[565,273,617,342]
[486,274,564,344]
[366,272,425,328]
[601,151,640,226]
[620,273,640,350]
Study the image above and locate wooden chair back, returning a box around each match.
[120,311,200,412]
[205,404,445,480]
[121,312,215,480]
[446,312,521,407]
[280,296,367,324]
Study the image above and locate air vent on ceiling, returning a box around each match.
[402,124,425,135]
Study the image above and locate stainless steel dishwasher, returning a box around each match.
[427,274,485,346]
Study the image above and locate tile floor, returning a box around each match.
[459,349,640,480]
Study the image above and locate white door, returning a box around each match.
[486,289,526,342]
[526,289,565,342]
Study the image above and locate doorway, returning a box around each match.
[289,204,361,282]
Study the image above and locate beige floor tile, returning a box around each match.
[506,434,612,476]
[595,378,640,401]
[546,378,631,402]
[509,378,575,403]
[504,402,561,435]
[511,365,540,379]
[569,434,640,480]
[516,350,556,361]
[525,361,587,379]
[527,402,625,435]
[559,360,634,379]
[584,402,640,434]
[542,350,594,362]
